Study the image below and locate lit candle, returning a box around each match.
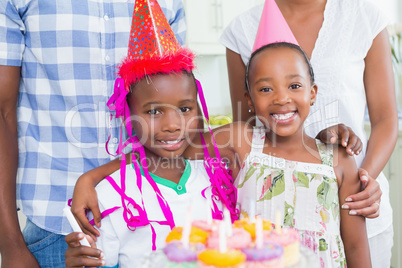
[181,205,193,249]
[223,207,233,237]
[219,220,228,253]
[255,216,263,249]
[275,211,282,234]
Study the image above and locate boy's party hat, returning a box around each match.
[118,0,195,88]
[252,0,299,52]
[106,0,238,252]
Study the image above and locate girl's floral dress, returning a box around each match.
[235,127,346,268]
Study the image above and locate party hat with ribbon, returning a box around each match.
[252,0,299,52]
[118,0,195,88]
[104,0,239,252]
[104,0,197,251]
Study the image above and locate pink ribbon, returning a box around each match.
[195,79,239,222]
[69,77,238,252]
[101,79,175,250]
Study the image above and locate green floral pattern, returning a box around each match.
[258,169,285,201]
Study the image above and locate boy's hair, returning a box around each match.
[245,42,315,91]
[128,70,197,93]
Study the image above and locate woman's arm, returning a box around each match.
[344,28,398,217]
[336,148,371,268]
[226,48,253,123]
[362,28,398,177]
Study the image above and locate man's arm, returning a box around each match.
[0,65,39,267]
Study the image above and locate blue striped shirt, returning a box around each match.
[0,0,186,234]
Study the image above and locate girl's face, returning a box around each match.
[247,46,317,138]
[127,73,198,160]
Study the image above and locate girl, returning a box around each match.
[198,42,371,267]
[220,0,396,265]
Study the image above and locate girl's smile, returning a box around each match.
[271,110,298,124]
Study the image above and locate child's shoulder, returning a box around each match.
[332,143,355,166]
[331,143,358,184]
[95,163,134,200]
[187,159,206,173]
[187,159,214,181]
[211,121,252,146]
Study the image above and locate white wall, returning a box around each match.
[194,55,232,116]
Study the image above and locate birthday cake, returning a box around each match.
[158,217,309,268]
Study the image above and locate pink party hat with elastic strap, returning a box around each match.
[252,0,299,52]
[118,0,195,88]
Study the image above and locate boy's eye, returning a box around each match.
[148,109,160,115]
[180,107,191,113]
[290,84,301,90]
[260,87,272,92]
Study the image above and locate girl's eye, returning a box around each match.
[260,87,272,92]
[290,84,301,90]
[148,109,160,115]
[180,107,191,113]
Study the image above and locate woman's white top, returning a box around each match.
[220,0,392,238]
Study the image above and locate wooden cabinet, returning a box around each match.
[183,0,264,55]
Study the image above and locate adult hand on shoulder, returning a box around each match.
[1,245,40,268]
[341,168,381,218]
[71,173,102,241]
[65,232,105,268]
[316,123,363,156]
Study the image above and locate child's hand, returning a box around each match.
[316,123,363,156]
[341,168,382,218]
[71,157,122,240]
[71,173,102,240]
[65,232,105,268]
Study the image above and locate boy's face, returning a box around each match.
[247,47,317,138]
[127,73,198,160]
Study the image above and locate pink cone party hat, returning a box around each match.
[118,0,195,88]
[252,0,299,52]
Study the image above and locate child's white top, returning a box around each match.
[94,160,212,268]
[236,127,346,267]
[220,0,391,238]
